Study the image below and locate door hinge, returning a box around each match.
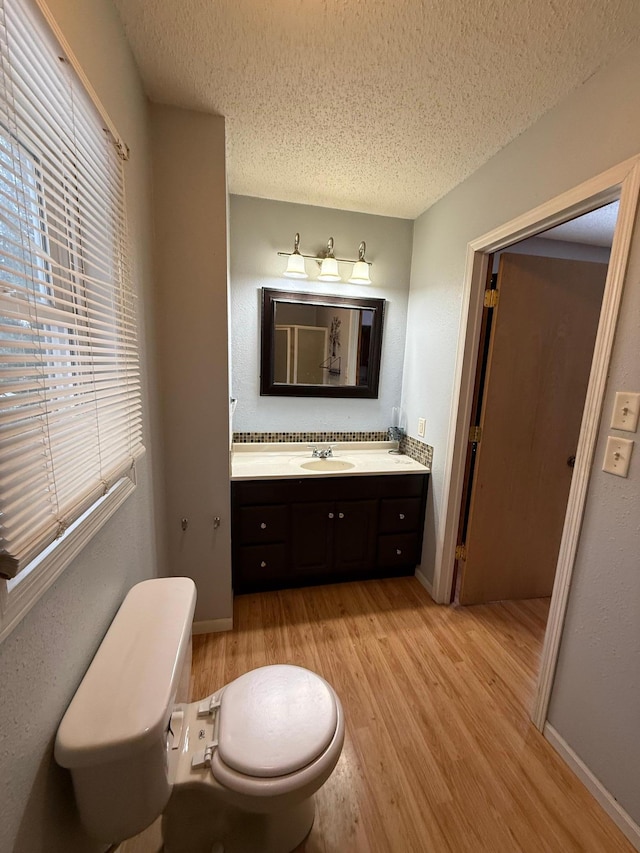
[484,289,499,308]
[469,425,482,443]
[455,544,467,561]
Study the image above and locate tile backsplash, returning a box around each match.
[233,431,433,469]
[234,430,387,443]
[399,434,434,468]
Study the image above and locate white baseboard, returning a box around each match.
[414,568,434,600]
[193,617,233,635]
[544,723,640,851]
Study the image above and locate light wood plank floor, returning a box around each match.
[125,578,634,853]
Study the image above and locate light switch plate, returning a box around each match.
[610,391,640,432]
[602,436,634,477]
[417,417,426,437]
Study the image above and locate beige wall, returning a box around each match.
[150,105,233,627]
[0,1,162,851]
[404,40,640,829]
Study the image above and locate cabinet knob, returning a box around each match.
[260,522,267,529]
[260,560,267,568]
[338,512,345,519]
[396,549,402,556]
[328,512,334,519]
[399,513,405,520]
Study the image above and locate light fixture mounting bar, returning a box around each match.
[277,251,372,266]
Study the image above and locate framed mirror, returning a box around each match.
[260,288,385,398]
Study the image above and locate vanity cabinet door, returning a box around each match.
[334,500,378,574]
[291,502,334,576]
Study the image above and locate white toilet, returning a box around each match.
[55,577,345,853]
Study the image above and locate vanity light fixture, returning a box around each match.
[282,232,309,279]
[318,237,341,282]
[348,242,372,284]
[277,234,373,284]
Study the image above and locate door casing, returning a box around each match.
[431,155,640,729]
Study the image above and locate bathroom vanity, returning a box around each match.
[231,443,429,593]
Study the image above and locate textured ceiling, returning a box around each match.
[542,201,619,247]
[113,0,640,218]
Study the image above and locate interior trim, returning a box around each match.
[193,617,234,634]
[544,723,640,851]
[431,154,640,731]
[414,568,433,598]
[32,0,129,156]
[0,476,137,644]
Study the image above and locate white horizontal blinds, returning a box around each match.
[0,0,142,579]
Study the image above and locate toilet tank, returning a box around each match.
[55,577,197,843]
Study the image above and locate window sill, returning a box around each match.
[0,475,136,645]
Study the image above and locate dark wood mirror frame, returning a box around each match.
[260,288,385,398]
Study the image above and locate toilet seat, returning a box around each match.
[214,665,338,780]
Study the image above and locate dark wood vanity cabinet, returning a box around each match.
[231,474,429,593]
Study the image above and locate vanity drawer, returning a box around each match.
[378,475,425,498]
[379,497,422,533]
[377,533,420,568]
[237,504,287,544]
[235,543,288,587]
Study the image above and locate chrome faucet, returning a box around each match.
[311,446,333,459]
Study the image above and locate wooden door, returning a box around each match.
[294,326,327,384]
[459,253,607,604]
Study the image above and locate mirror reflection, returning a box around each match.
[261,289,385,399]
[274,303,374,387]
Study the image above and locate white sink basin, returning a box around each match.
[299,459,355,472]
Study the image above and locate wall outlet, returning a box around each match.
[417,417,426,438]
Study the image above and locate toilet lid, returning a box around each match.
[216,665,337,778]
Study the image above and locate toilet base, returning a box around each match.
[162,789,315,853]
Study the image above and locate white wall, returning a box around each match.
[0,1,161,851]
[150,105,233,627]
[230,195,413,432]
[547,241,640,823]
[403,40,640,827]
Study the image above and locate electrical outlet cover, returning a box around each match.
[418,417,426,437]
[610,391,640,432]
[602,436,634,477]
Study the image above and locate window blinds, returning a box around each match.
[0,0,143,579]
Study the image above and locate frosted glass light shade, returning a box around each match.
[318,256,341,281]
[348,260,372,284]
[283,252,308,279]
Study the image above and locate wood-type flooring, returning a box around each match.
[124,578,634,853]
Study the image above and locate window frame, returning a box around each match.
[0,475,136,642]
[0,0,142,642]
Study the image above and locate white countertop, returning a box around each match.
[231,441,430,481]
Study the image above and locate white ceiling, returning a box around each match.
[113,0,640,219]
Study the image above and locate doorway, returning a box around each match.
[454,211,616,605]
[433,156,640,729]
